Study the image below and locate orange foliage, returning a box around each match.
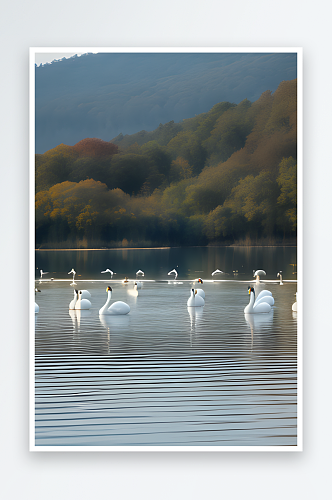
[73,138,119,158]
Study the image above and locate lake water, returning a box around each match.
[34,246,298,448]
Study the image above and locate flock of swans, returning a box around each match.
[35,266,297,315]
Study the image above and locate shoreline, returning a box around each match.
[35,245,297,251]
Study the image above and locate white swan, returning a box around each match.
[136,270,144,276]
[68,268,77,285]
[101,269,116,278]
[35,288,41,313]
[211,269,223,276]
[75,290,91,310]
[253,269,266,282]
[277,271,283,285]
[134,281,142,290]
[69,289,91,310]
[99,286,130,315]
[292,292,298,312]
[39,270,48,279]
[244,287,271,314]
[168,269,178,279]
[187,288,205,307]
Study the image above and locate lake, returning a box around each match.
[33,246,298,448]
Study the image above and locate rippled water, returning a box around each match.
[34,273,297,447]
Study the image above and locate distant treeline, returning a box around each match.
[35,79,297,248]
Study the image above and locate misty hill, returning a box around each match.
[35,79,297,248]
[35,52,297,153]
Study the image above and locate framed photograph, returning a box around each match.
[30,47,302,451]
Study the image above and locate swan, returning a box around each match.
[75,290,92,310]
[168,269,178,279]
[134,281,142,290]
[69,289,91,309]
[292,292,298,312]
[99,286,130,315]
[211,269,223,276]
[244,287,271,314]
[253,269,266,282]
[122,277,129,284]
[101,269,116,278]
[68,268,77,285]
[136,270,144,276]
[39,270,48,279]
[277,271,283,285]
[187,288,205,307]
[35,288,41,313]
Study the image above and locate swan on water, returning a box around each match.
[39,270,48,279]
[253,269,266,282]
[244,287,271,314]
[101,269,115,278]
[292,292,298,312]
[99,286,130,315]
[277,271,283,285]
[187,288,205,307]
[35,288,41,313]
[211,269,223,276]
[122,277,129,284]
[136,270,144,276]
[134,281,142,290]
[68,268,77,285]
[168,269,178,279]
[69,289,92,310]
[75,290,92,310]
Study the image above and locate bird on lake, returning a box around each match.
[99,286,130,315]
[168,269,178,279]
[101,269,115,278]
[211,269,223,276]
[35,288,41,313]
[69,289,92,310]
[68,268,77,285]
[244,287,272,314]
[134,281,142,290]
[277,271,283,285]
[39,270,49,279]
[253,269,266,282]
[187,288,205,307]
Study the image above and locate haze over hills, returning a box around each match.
[35,52,297,153]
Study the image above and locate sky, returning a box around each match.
[34,52,98,66]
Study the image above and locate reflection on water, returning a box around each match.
[34,271,297,447]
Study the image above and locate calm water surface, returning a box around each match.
[34,247,297,447]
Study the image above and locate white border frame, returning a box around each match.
[29,47,302,452]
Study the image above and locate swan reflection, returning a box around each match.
[69,309,91,333]
[187,306,204,332]
[245,309,274,349]
[99,313,130,334]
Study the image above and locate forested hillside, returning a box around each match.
[35,79,297,248]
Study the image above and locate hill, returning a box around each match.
[35,79,297,248]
